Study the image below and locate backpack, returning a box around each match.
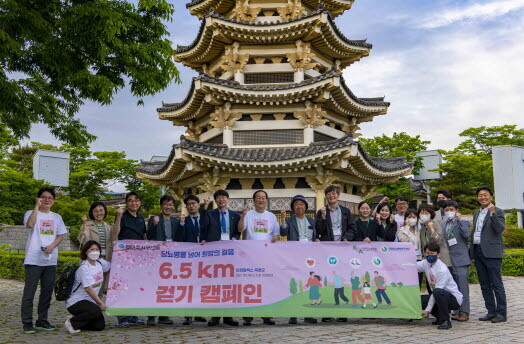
[55,264,81,301]
[379,276,385,286]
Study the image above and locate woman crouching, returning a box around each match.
[65,240,110,333]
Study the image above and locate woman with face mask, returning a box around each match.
[418,204,451,269]
[64,240,111,334]
[397,209,426,288]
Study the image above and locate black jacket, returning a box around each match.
[315,205,356,241]
[201,209,241,242]
[146,214,184,241]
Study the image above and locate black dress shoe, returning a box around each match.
[438,320,452,330]
[479,314,496,321]
[147,316,156,326]
[194,317,207,322]
[491,315,507,323]
[336,318,348,322]
[243,320,252,326]
[321,318,334,322]
[183,317,192,325]
[207,319,220,326]
[263,318,276,325]
[157,317,174,325]
[288,317,298,324]
[223,318,239,326]
[304,318,318,324]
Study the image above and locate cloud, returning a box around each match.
[346,9,524,151]
[417,0,524,29]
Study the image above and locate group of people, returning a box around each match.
[20,184,507,334]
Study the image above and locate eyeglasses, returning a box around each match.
[41,197,54,201]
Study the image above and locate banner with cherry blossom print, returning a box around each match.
[105,241,422,319]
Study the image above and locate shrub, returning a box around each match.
[0,251,80,280]
[503,226,524,248]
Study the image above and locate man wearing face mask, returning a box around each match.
[419,241,463,330]
[434,190,452,228]
[441,200,471,322]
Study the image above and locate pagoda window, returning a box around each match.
[226,179,242,190]
[233,129,304,146]
[352,185,359,195]
[244,72,294,84]
[273,178,285,189]
[314,131,336,142]
[252,178,264,189]
[205,134,223,144]
[295,177,310,189]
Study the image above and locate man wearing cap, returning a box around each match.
[280,195,317,325]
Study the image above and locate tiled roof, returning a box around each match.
[157,70,389,112]
[136,133,413,175]
[176,9,371,53]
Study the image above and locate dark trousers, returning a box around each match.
[421,288,460,324]
[67,300,106,331]
[334,287,349,305]
[243,317,272,322]
[474,245,507,316]
[375,289,391,304]
[21,265,57,324]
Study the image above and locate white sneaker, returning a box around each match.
[64,318,80,334]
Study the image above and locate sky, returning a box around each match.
[26,0,524,164]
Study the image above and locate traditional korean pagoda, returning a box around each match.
[136,0,413,213]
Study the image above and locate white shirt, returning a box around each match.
[243,210,280,241]
[329,206,342,241]
[474,208,489,244]
[23,210,67,266]
[417,259,462,312]
[66,259,111,308]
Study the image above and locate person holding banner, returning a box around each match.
[315,185,357,242]
[418,203,451,269]
[145,195,183,326]
[394,196,410,228]
[355,201,385,242]
[420,241,463,330]
[112,191,146,326]
[201,189,240,327]
[64,240,111,333]
[398,209,424,289]
[181,194,208,326]
[238,190,279,326]
[279,195,318,324]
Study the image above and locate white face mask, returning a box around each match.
[445,211,456,220]
[408,218,418,227]
[87,251,100,261]
[419,214,431,224]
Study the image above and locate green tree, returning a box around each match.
[397,282,403,288]
[299,279,304,293]
[360,132,430,200]
[455,125,524,155]
[0,170,46,225]
[289,278,297,295]
[390,282,397,287]
[0,0,181,145]
[324,276,328,287]
[364,271,371,283]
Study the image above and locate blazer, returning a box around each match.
[420,221,451,267]
[354,218,386,241]
[201,209,241,242]
[315,205,356,241]
[146,214,184,242]
[280,215,316,241]
[442,219,471,267]
[470,207,505,259]
[434,209,446,228]
[77,220,113,261]
[182,213,207,243]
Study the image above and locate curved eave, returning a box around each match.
[157,72,389,122]
[136,137,413,184]
[174,11,371,69]
[187,0,235,18]
[303,0,355,17]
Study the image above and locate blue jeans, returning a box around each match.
[474,245,507,316]
[375,289,391,304]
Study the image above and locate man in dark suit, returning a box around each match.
[280,195,317,325]
[315,185,357,322]
[201,190,240,327]
[145,195,182,326]
[315,185,357,242]
[181,195,207,325]
[470,186,507,323]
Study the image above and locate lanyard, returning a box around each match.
[330,206,341,228]
[446,222,455,239]
[296,217,308,238]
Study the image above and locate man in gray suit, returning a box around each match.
[470,186,507,323]
[442,200,470,321]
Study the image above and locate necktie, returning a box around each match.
[220,211,227,234]
[193,216,199,232]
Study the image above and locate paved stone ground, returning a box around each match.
[1,277,522,344]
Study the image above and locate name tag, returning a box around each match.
[221,233,230,241]
[415,248,422,256]
[448,238,457,246]
[299,237,309,242]
[333,227,341,236]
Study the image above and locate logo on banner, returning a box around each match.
[350,258,362,269]
[305,258,316,268]
[372,257,383,267]
[381,246,388,252]
[327,256,338,265]
[119,243,125,249]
